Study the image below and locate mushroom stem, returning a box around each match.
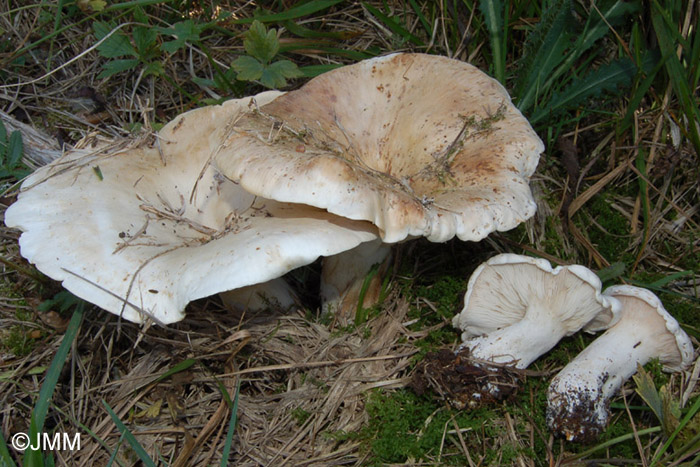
[546,285,693,442]
[463,303,567,368]
[320,239,391,320]
[546,324,655,441]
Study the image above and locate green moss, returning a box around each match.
[660,294,700,332]
[575,194,635,264]
[0,280,36,356]
[408,275,467,324]
[542,215,568,258]
[360,389,497,465]
[291,407,311,425]
[402,275,467,356]
[2,326,36,356]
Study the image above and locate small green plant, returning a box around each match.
[634,364,700,462]
[291,407,311,425]
[38,290,84,316]
[0,120,29,181]
[231,20,302,89]
[92,8,208,81]
[93,15,165,79]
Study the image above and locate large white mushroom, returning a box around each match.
[452,254,620,369]
[215,53,544,244]
[4,92,378,325]
[213,53,544,313]
[546,285,694,442]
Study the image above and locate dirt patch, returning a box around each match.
[410,348,524,408]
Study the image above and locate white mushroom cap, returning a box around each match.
[214,53,544,243]
[546,285,694,441]
[452,253,620,341]
[451,254,620,369]
[4,92,378,325]
[604,285,694,370]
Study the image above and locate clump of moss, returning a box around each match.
[360,388,497,465]
[584,195,635,262]
[403,275,467,356]
[0,280,37,356]
[2,327,36,356]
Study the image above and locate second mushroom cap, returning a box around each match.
[452,254,620,368]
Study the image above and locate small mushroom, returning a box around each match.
[4,92,378,325]
[452,254,620,369]
[546,285,694,442]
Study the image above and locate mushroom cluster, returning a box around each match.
[450,253,694,441]
[5,53,544,324]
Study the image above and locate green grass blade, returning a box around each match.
[283,20,356,40]
[407,0,432,39]
[479,0,505,83]
[47,0,67,72]
[596,261,626,283]
[299,63,344,78]
[651,393,700,464]
[102,0,175,12]
[568,426,661,461]
[154,358,196,383]
[363,3,424,46]
[651,0,700,156]
[689,13,700,89]
[233,0,345,24]
[647,270,694,288]
[23,302,84,466]
[514,0,573,112]
[105,434,125,467]
[0,430,17,467]
[530,57,636,124]
[220,379,241,466]
[102,400,156,467]
[277,44,372,60]
[547,0,638,92]
[7,131,24,168]
[620,51,665,133]
[355,263,380,326]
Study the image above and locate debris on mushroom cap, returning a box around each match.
[4,92,378,325]
[213,53,544,243]
[452,254,620,347]
[546,285,694,442]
